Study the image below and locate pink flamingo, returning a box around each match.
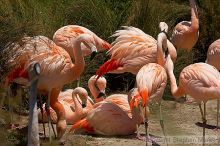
[88,75,132,117]
[165,53,220,146]
[70,88,144,136]
[38,87,93,124]
[53,25,111,86]
[206,38,220,127]
[53,25,110,57]
[131,23,170,145]
[5,35,104,142]
[96,25,176,79]
[170,0,199,51]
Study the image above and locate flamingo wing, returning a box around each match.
[96,26,157,77]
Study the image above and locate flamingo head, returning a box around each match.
[128,88,148,111]
[79,34,98,60]
[73,87,88,108]
[88,75,107,99]
[159,22,168,34]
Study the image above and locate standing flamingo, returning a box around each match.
[165,54,220,146]
[170,0,199,51]
[131,23,170,145]
[206,38,220,128]
[38,87,93,124]
[5,35,101,142]
[53,25,111,86]
[70,88,145,136]
[96,24,176,79]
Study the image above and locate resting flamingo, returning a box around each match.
[4,35,102,142]
[170,0,199,51]
[165,54,220,146]
[88,75,132,116]
[131,23,170,145]
[38,87,93,124]
[206,38,220,128]
[96,24,176,80]
[70,88,144,136]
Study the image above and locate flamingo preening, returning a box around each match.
[70,88,144,136]
[96,24,176,80]
[4,34,107,143]
[170,0,199,51]
[38,87,93,125]
[131,23,170,146]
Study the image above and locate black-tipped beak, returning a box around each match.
[97,91,106,98]
[90,51,97,60]
[82,103,86,108]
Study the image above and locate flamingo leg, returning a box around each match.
[50,88,66,143]
[46,91,52,142]
[39,95,46,139]
[159,102,168,146]
[45,97,57,140]
[7,86,14,129]
[77,77,81,87]
[217,99,219,128]
[144,107,148,146]
[199,103,206,146]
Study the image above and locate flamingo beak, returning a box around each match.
[97,90,106,98]
[90,46,97,60]
[81,100,87,108]
[129,95,141,111]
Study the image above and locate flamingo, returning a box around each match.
[96,24,176,80]
[165,54,220,146]
[88,75,132,117]
[131,23,170,145]
[53,25,111,86]
[70,88,145,136]
[38,87,93,125]
[4,35,102,142]
[206,38,220,128]
[170,0,199,51]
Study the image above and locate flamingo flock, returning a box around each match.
[1,0,220,146]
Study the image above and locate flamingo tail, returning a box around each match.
[70,119,94,133]
[7,64,28,83]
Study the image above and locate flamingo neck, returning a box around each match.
[72,92,83,115]
[66,36,86,82]
[166,62,179,97]
[88,81,104,102]
[157,33,167,66]
[190,0,199,30]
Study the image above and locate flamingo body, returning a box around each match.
[206,39,220,70]
[53,25,111,57]
[171,0,199,51]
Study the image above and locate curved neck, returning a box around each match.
[88,81,104,102]
[166,61,179,97]
[190,0,199,30]
[72,92,83,114]
[157,33,167,66]
[66,36,86,82]
[167,40,177,63]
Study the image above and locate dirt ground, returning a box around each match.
[2,99,220,146]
